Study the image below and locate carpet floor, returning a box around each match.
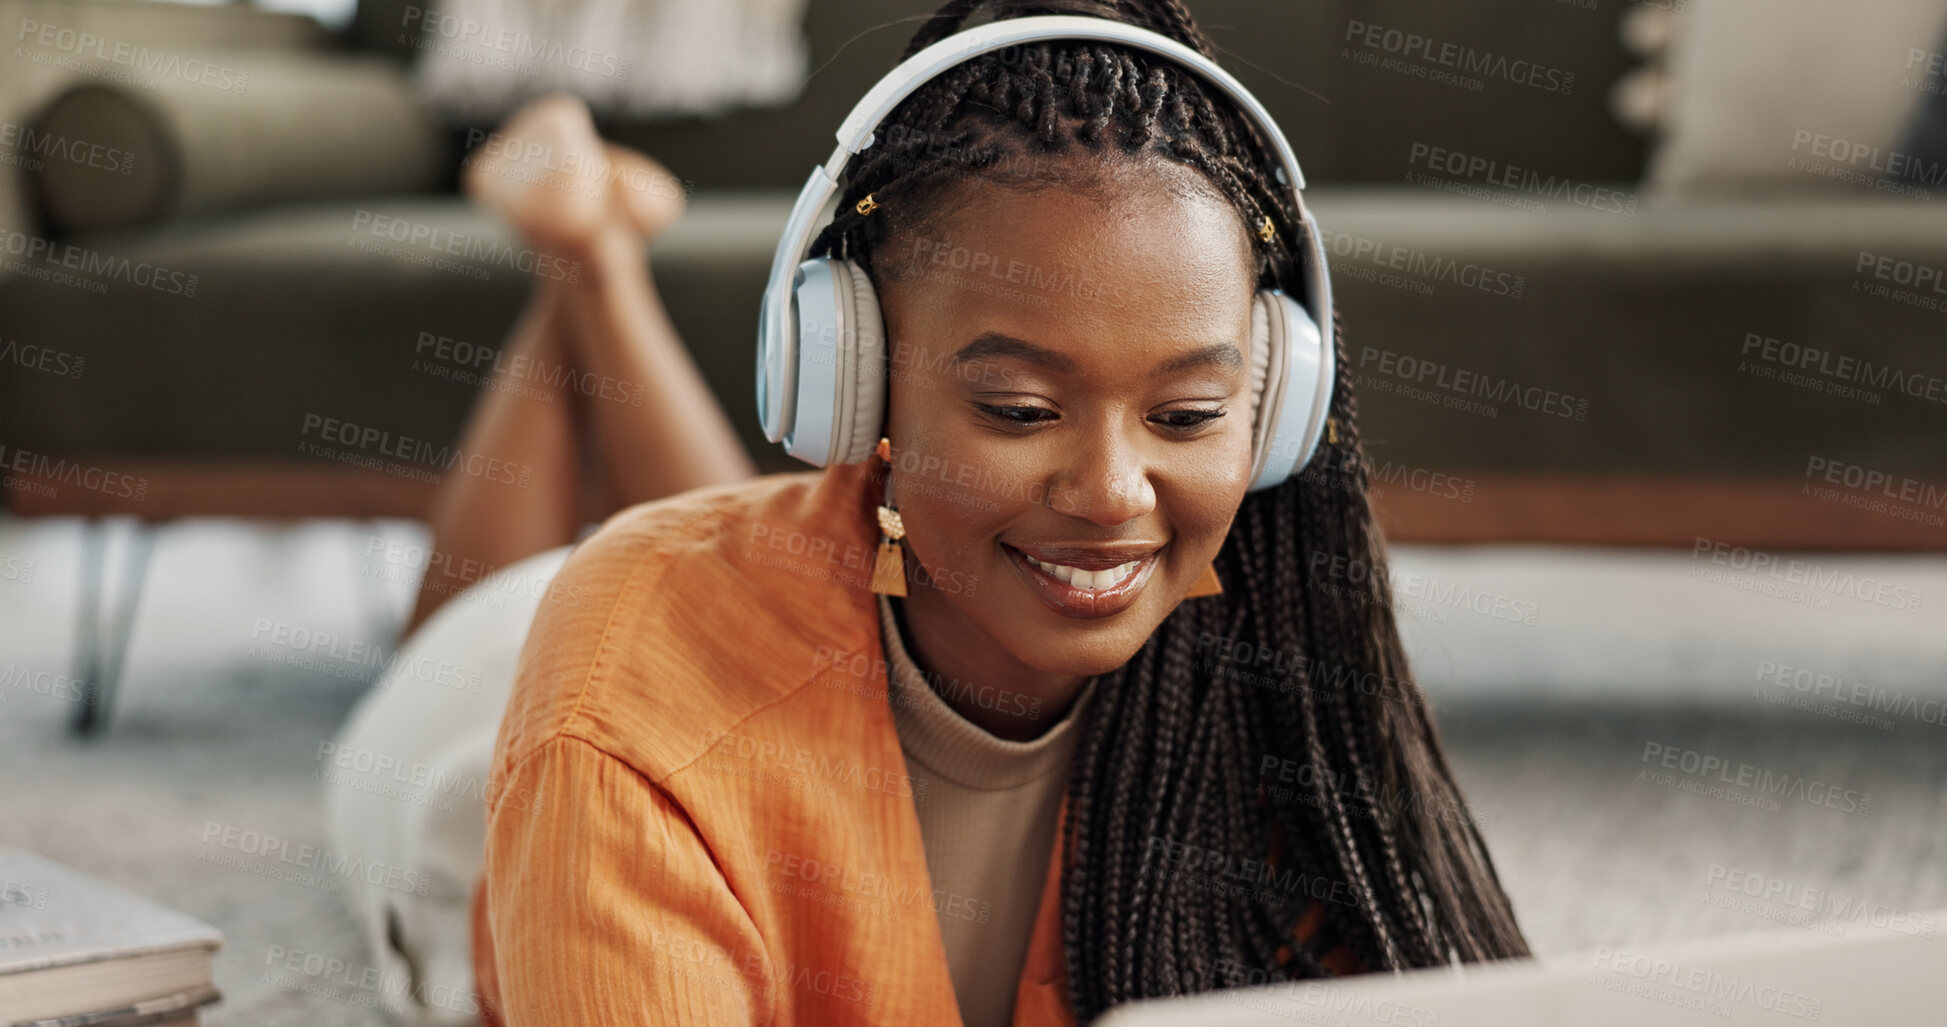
[3,516,1942,1025]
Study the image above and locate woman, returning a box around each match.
[329,1,1529,1025]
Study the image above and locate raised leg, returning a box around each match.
[405,283,584,635]
[401,96,755,636]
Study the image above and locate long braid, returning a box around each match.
[822,1,1531,1019]
[1300,440,1439,966]
[1120,615,1182,997]
[1107,637,1160,1000]
[1157,631,1216,989]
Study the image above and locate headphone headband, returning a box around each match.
[832,16,1307,189]
[758,15,1336,487]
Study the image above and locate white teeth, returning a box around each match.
[1024,555,1143,591]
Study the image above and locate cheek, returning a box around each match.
[900,494,992,587]
[885,401,1010,573]
[1166,431,1254,556]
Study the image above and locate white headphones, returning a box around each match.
[756,14,1335,492]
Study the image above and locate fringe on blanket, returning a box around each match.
[410,0,810,121]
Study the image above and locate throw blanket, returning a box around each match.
[411,0,809,120]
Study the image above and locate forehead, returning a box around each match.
[876,159,1257,372]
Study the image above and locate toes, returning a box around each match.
[458,97,688,255]
[462,97,616,247]
[606,148,687,239]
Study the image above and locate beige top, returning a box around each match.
[878,595,1097,1027]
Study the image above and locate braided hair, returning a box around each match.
[813,0,1531,1018]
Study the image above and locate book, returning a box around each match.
[0,847,221,1026]
[12,983,217,1027]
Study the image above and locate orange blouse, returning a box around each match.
[469,460,1355,1026]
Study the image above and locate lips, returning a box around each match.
[1002,541,1165,619]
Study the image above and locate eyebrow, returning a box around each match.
[949,332,1244,377]
[950,332,1075,373]
[1154,342,1245,376]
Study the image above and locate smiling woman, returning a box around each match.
[327,1,1529,1026]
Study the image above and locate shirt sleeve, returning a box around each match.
[482,733,775,1026]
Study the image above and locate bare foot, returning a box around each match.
[463,94,608,249]
[463,94,687,256]
[604,147,688,242]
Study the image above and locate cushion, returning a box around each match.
[1642,0,1947,194]
[30,54,446,233]
[1900,21,1947,170]
[0,0,325,244]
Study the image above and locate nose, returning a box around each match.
[1052,428,1156,526]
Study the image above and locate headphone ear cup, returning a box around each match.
[785,258,885,467]
[1247,289,1329,492]
[1247,291,1274,441]
[1245,290,1281,490]
[831,261,886,465]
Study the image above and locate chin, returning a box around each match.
[1010,628,1152,679]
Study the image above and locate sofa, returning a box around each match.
[2,0,1943,551]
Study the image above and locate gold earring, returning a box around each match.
[1185,562,1224,598]
[870,437,907,597]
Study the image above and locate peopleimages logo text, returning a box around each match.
[1345,20,1576,94]
[1742,332,1947,406]
[1357,346,1589,420]
[1641,742,1871,815]
[1690,537,1924,612]
[1407,144,1637,216]
[15,20,249,92]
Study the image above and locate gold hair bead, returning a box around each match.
[856,194,881,217]
[1327,417,1339,444]
[1257,216,1276,243]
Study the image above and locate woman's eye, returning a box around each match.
[1152,409,1227,433]
[976,403,1058,426]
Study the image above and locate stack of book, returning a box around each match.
[1,847,221,1027]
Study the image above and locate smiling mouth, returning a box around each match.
[1001,543,1164,619]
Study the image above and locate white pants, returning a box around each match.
[324,545,573,1026]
